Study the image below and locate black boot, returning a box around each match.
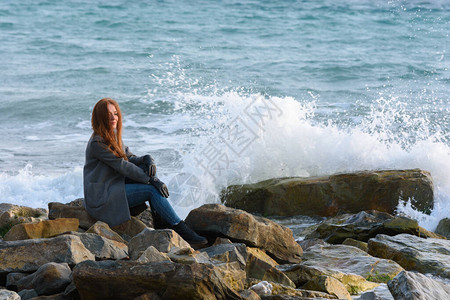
[172,221,208,248]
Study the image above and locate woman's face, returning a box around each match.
[107,103,118,130]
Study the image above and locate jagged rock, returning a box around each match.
[240,288,262,300]
[213,237,234,245]
[129,228,191,260]
[387,270,450,300]
[268,281,338,299]
[0,289,20,300]
[0,234,94,275]
[368,234,450,278]
[301,244,403,285]
[201,243,248,270]
[72,260,242,299]
[435,218,450,238]
[137,246,171,263]
[303,275,351,300]
[16,262,71,295]
[358,284,394,300]
[3,218,79,241]
[17,289,38,300]
[246,247,295,288]
[111,216,148,242]
[6,272,27,290]
[304,210,440,244]
[86,221,126,244]
[250,281,273,296]
[221,169,434,217]
[48,202,96,230]
[0,204,47,238]
[342,238,368,252]
[185,204,303,264]
[297,238,326,251]
[167,246,211,264]
[68,232,128,260]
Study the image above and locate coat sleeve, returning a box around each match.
[90,140,150,184]
[125,145,144,165]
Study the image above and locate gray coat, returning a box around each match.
[83,134,150,227]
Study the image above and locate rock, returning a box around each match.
[132,205,155,228]
[221,169,434,217]
[246,247,295,288]
[3,218,79,241]
[185,204,303,264]
[0,204,47,238]
[301,244,403,285]
[17,289,38,300]
[129,228,191,260]
[435,218,450,238]
[201,243,248,270]
[303,275,351,300]
[297,238,326,251]
[72,260,242,299]
[48,202,96,230]
[0,234,94,275]
[0,289,20,300]
[134,292,162,300]
[16,262,72,295]
[137,246,171,263]
[250,281,273,296]
[358,284,394,300]
[6,272,27,290]
[387,270,450,300]
[342,238,368,252]
[68,232,128,260]
[368,234,450,278]
[304,210,440,244]
[269,282,338,299]
[240,289,262,300]
[167,246,211,264]
[213,237,234,245]
[111,216,148,242]
[85,221,126,244]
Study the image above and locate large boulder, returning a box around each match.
[185,204,303,264]
[368,234,450,278]
[72,260,242,300]
[68,232,129,260]
[0,234,94,275]
[48,202,96,230]
[16,262,72,296]
[387,270,450,300]
[3,218,79,241]
[303,210,442,244]
[221,169,434,217]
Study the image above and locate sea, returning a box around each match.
[0,0,448,232]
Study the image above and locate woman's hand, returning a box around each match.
[143,155,157,177]
[148,177,169,198]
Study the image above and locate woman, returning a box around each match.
[83,98,207,247]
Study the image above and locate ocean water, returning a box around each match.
[0,0,448,231]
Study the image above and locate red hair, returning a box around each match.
[91,98,127,160]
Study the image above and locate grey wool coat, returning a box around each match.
[83,134,150,227]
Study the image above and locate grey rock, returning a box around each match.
[137,246,171,263]
[6,272,27,290]
[70,232,128,260]
[387,270,450,300]
[201,243,248,270]
[435,218,450,238]
[0,289,21,300]
[16,262,72,295]
[17,289,38,300]
[358,284,394,300]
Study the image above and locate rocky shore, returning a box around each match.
[0,169,449,300]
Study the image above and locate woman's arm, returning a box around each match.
[90,140,150,184]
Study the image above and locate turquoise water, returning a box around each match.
[0,0,449,229]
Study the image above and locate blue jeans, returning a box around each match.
[125,183,181,226]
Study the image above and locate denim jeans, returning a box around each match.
[125,183,181,226]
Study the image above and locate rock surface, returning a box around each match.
[3,218,79,241]
[0,234,94,275]
[0,289,20,300]
[69,232,129,260]
[368,234,450,278]
[48,202,96,230]
[16,262,72,296]
[186,204,303,264]
[303,275,351,300]
[303,210,440,244]
[72,260,242,299]
[435,217,450,238]
[85,221,126,244]
[387,270,450,300]
[221,169,434,217]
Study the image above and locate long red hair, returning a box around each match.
[91,98,127,160]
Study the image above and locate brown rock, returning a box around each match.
[136,246,171,263]
[303,275,351,300]
[342,238,368,252]
[86,221,126,244]
[185,204,303,264]
[68,232,129,260]
[72,260,242,300]
[112,216,148,242]
[48,202,96,230]
[0,234,94,275]
[4,218,79,241]
[201,243,248,270]
[221,169,434,217]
